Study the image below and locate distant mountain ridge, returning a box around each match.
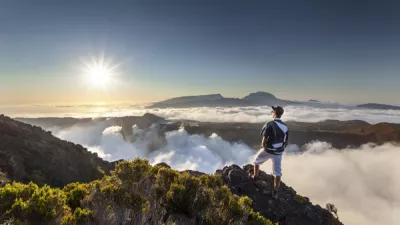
[147,91,297,108]
[357,103,400,110]
[158,94,224,105]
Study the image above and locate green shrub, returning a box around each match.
[114,187,145,210]
[0,182,67,222]
[295,194,308,204]
[151,165,273,225]
[165,172,204,215]
[239,196,253,208]
[199,174,223,188]
[214,185,231,206]
[0,182,38,214]
[98,172,145,211]
[248,210,275,225]
[9,198,28,218]
[74,208,94,222]
[155,167,179,188]
[61,214,75,225]
[113,158,152,186]
[63,183,90,209]
[61,208,94,225]
[23,185,66,220]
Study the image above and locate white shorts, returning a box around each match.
[253,148,282,176]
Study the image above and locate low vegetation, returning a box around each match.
[61,208,94,225]
[295,194,309,204]
[0,158,275,225]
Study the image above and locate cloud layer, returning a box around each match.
[146,105,400,124]
[5,103,400,124]
[51,122,254,173]
[49,121,400,225]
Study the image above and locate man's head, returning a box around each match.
[271,106,284,118]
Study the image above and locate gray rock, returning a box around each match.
[217,164,343,225]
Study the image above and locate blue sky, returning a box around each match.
[0,0,399,105]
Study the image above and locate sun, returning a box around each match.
[88,64,111,85]
[82,56,118,87]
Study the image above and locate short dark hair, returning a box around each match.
[272,106,284,117]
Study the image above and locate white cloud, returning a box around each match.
[148,128,254,173]
[50,123,254,174]
[86,146,112,159]
[145,105,400,124]
[8,104,400,124]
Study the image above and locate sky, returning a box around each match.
[0,0,399,105]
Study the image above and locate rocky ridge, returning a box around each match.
[217,164,342,225]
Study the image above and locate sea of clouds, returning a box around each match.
[4,103,400,124]
[47,121,399,225]
[144,105,400,124]
[50,121,255,172]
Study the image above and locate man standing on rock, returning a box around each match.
[250,106,289,199]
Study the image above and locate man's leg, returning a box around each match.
[272,154,282,199]
[274,176,281,191]
[251,149,270,178]
[253,164,260,177]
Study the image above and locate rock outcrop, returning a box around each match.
[0,114,113,187]
[217,164,343,225]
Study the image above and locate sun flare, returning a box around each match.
[83,56,118,87]
[88,64,111,85]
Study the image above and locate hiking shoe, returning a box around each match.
[272,189,279,199]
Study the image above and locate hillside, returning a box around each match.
[0,159,342,225]
[343,122,400,143]
[356,103,400,110]
[147,91,296,108]
[0,115,113,187]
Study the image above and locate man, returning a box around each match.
[250,106,289,199]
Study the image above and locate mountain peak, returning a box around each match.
[146,91,296,108]
[243,91,277,100]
